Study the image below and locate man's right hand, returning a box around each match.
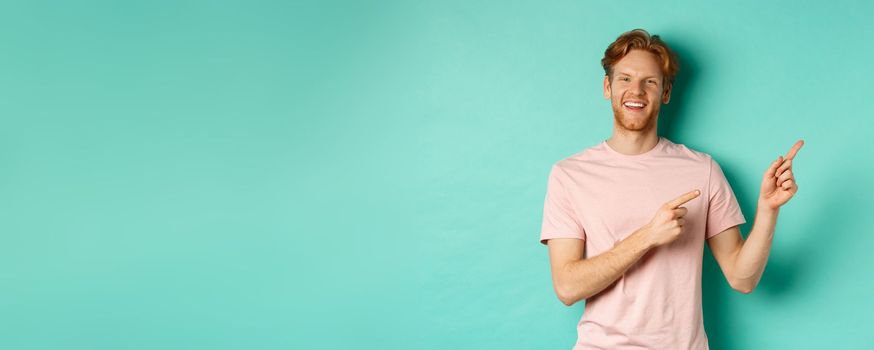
[642,189,701,247]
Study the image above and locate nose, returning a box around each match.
[629,80,646,96]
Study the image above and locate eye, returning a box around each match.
[619,77,630,82]
[647,79,658,85]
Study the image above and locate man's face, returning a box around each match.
[603,49,672,132]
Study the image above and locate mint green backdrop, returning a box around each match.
[1,1,872,349]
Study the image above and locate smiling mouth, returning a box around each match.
[622,101,646,112]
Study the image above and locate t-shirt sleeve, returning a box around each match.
[539,164,586,245]
[705,157,747,239]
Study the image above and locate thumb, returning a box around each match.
[764,156,783,179]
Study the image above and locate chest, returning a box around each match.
[565,162,709,253]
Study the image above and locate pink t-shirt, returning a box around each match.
[539,136,746,350]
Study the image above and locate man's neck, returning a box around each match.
[606,131,660,156]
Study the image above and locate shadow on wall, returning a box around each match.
[714,144,850,349]
[708,158,846,350]
[656,38,695,145]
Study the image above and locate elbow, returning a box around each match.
[734,286,754,294]
[555,286,588,306]
[555,283,583,306]
[558,294,578,306]
[729,279,755,294]
[558,294,576,306]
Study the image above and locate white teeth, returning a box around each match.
[624,101,645,108]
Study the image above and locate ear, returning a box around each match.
[662,82,672,104]
[603,75,611,100]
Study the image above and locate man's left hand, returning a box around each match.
[759,139,804,210]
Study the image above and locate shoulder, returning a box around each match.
[661,137,715,164]
[549,141,605,177]
[661,139,738,188]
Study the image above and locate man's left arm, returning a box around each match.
[707,139,804,294]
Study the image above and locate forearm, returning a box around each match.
[557,227,654,305]
[732,202,779,291]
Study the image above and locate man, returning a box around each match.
[539,28,804,349]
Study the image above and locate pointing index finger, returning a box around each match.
[785,139,804,160]
[667,189,701,209]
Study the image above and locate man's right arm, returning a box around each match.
[545,189,701,306]
[547,227,654,306]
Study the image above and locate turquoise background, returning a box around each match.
[1,0,872,349]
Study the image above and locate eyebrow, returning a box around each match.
[616,72,661,80]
